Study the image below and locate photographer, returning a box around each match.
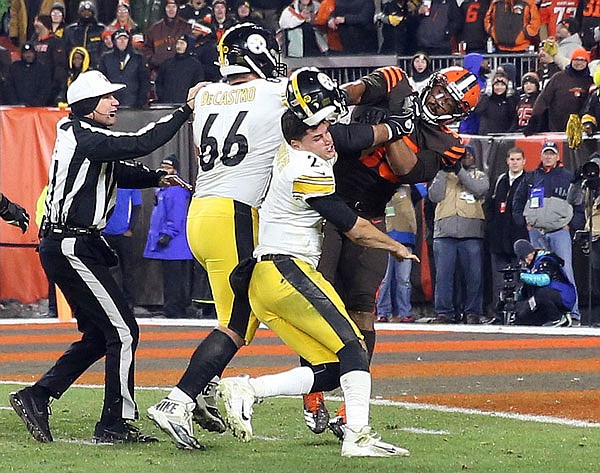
[513,239,576,326]
[568,152,600,311]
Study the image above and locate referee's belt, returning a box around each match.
[44,224,101,237]
[256,253,292,262]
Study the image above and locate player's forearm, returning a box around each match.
[345,217,401,252]
[340,80,365,105]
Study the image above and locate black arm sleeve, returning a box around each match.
[73,105,192,162]
[115,161,164,189]
[329,123,375,156]
[306,194,358,233]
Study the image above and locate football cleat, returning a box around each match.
[341,425,410,457]
[328,403,347,440]
[147,398,203,449]
[9,387,53,442]
[217,375,256,442]
[193,379,227,433]
[303,392,330,434]
[92,420,159,445]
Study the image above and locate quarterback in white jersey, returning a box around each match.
[255,142,335,267]
[219,101,417,457]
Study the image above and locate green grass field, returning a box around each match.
[0,384,598,473]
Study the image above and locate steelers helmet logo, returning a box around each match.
[246,33,267,54]
[303,95,312,103]
[317,72,335,91]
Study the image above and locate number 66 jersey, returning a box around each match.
[192,78,287,207]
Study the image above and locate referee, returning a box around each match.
[9,70,203,444]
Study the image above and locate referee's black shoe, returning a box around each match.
[9,387,53,442]
[93,419,159,444]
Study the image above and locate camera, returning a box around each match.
[579,154,600,187]
[495,264,522,324]
[574,229,591,255]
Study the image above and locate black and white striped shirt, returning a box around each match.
[45,105,191,230]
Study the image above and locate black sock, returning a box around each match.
[177,329,239,399]
[361,329,376,364]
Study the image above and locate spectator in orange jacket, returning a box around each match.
[484,0,541,52]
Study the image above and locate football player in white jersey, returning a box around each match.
[147,23,288,449]
[217,69,418,457]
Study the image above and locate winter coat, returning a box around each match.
[476,91,519,134]
[155,50,205,104]
[512,90,539,131]
[484,0,541,52]
[485,171,529,255]
[512,164,584,232]
[63,17,106,69]
[458,53,487,134]
[99,45,150,108]
[5,57,53,106]
[526,66,593,133]
[279,0,327,57]
[143,16,192,70]
[143,185,193,261]
[416,0,463,55]
[33,32,67,104]
[9,0,63,46]
[520,250,576,310]
[332,0,378,53]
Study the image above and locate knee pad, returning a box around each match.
[303,361,341,392]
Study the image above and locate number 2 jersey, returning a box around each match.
[255,144,336,268]
[192,78,287,207]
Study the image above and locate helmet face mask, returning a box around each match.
[285,67,348,126]
[218,22,286,79]
[420,66,480,125]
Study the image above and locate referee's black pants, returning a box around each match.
[37,234,139,421]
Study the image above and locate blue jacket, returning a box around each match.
[520,250,576,310]
[143,185,193,260]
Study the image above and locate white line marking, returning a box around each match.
[400,427,450,435]
[1,318,599,335]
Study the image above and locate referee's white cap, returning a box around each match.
[67,71,126,105]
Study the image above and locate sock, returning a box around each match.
[177,329,239,398]
[248,366,314,398]
[167,386,194,404]
[340,370,371,431]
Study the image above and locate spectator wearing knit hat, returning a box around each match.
[50,3,66,38]
[143,0,192,72]
[512,72,540,131]
[32,14,67,106]
[105,1,143,50]
[525,48,593,134]
[63,1,107,69]
[155,34,205,104]
[5,42,53,106]
[9,0,64,47]
[555,17,583,66]
[475,70,519,134]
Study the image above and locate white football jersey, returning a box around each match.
[255,144,336,267]
[192,78,286,207]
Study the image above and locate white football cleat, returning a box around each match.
[341,425,410,457]
[147,398,203,450]
[193,378,227,433]
[217,375,256,442]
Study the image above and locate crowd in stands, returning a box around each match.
[0,0,599,127]
[2,0,600,325]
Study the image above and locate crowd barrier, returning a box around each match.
[1,106,599,307]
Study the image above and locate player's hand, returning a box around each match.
[0,194,29,233]
[186,81,210,110]
[391,244,420,263]
[159,174,193,191]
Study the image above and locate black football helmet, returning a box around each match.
[284,67,349,126]
[217,22,286,79]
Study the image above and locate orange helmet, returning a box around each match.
[421,66,480,125]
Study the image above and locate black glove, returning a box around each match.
[442,160,462,174]
[157,234,172,247]
[385,110,416,139]
[0,194,30,233]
